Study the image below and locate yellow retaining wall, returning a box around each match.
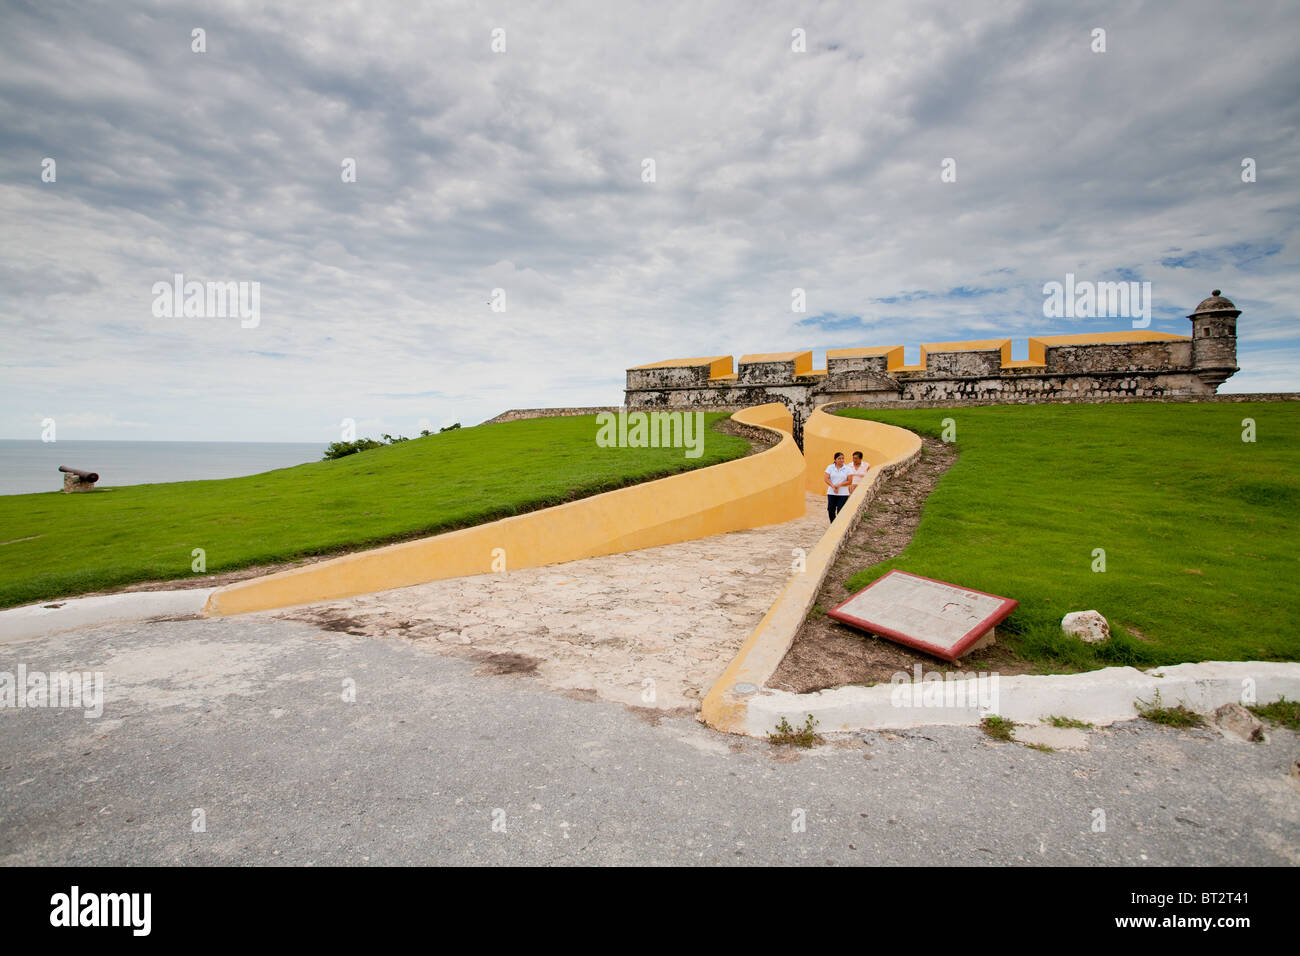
[205,404,805,616]
[702,404,922,734]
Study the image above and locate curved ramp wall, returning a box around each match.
[703,405,923,734]
[205,404,805,616]
[801,402,922,495]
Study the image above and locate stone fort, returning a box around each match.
[624,291,1243,433]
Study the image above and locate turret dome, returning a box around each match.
[1188,290,1239,318]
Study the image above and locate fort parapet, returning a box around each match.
[625,292,1242,424]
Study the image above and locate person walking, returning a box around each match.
[824,451,853,523]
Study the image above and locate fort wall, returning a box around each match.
[625,292,1250,430]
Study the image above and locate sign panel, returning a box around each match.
[827,570,1018,662]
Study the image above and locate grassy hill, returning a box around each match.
[0,413,750,608]
[839,402,1299,669]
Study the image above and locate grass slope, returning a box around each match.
[840,402,1299,670]
[0,413,749,608]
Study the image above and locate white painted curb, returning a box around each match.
[743,662,1300,735]
[0,590,215,644]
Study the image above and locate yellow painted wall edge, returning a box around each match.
[800,402,921,495]
[204,404,806,616]
[701,405,923,735]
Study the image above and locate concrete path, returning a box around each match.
[275,493,831,711]
[0,589,215,645]
[2,613,1297,865]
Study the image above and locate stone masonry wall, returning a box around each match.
[482,406,620,425]
[894,371,1211,403]
[623,334,1253,425]
[817,392,1299,411]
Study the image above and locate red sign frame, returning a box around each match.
[827,570,1018,662]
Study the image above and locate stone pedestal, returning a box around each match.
[968,627,997,652]
[62,473,95,493]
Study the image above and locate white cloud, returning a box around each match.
[0,0,1296,440]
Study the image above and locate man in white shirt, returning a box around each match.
[850,451,870,491]
[824,451,853,523]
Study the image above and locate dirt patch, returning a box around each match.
[766,747,803,763]
[472,651,541,676]
[289,608,373,637]
[770,436,1038,693]
[625,704,695,726]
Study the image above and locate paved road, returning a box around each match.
[2,614,1297,865]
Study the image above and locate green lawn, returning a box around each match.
[840,403,1299,670]
[0,413,749,608]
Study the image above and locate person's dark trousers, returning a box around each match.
[827,493,848,523]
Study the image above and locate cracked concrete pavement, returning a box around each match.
[2,612,1297,865]
[275,493,831,711]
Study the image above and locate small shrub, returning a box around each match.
[769,714,823,748]
[1248,696,1300,732]
[1046,715,1093,729]
[980,715,1016,742]
[322,430,432,461]
[1135,690,1204,728]
[321,438,383,460]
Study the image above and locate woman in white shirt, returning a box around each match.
[824,452,853,523]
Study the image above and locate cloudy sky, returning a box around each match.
[2,0,1297,441]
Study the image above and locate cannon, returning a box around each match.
[58,465,99,492]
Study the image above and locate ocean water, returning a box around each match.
[0,440,325,496]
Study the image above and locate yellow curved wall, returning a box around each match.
[801,403,921,495]
[735,403,795,433]
[205,404,805,616]
[703,405,922,733]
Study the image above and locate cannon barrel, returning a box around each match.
[58,466,100,482]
